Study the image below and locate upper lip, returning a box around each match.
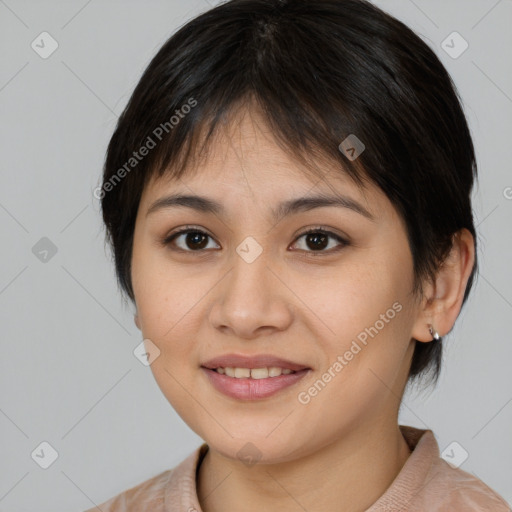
[201,354,310,372]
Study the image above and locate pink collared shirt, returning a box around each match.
[84,425,511,511]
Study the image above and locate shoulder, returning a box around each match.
[82,443,207,512]
[416,453,511,511]
[376,426,511,512]
[83,468,172,512]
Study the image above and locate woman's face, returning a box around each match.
[131,108,424,463]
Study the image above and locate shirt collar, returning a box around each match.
[163,425,436,511]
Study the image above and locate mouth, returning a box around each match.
[201,353,310,372]
[200,354,311,400]
[208,366,297,379]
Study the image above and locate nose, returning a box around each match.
[208,245,294,340]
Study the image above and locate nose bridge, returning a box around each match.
[228,234,271,302]
[208,232,291,336]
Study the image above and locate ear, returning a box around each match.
[411,228,475,343]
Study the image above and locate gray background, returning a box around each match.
[1,0,511,510]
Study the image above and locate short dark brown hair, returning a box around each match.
[99,0,479,388]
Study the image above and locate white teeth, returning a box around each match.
[214,366,297,378]
[250,368,269,379]
[234,367,251,378]
[268,366,283,377]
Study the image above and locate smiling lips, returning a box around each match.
[201,353,310,371]
[201,353,311,400]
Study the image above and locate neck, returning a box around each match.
[197,419,411,512]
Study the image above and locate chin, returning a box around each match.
[200,425,313,466]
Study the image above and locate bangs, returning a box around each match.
[134,92,369,198]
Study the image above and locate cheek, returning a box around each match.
[133,271,204,425]
[131,246,219,381]
[296,256,400,337]
[294,288,412,439]
[303,249,413,381]
[132,241,191,336]
[135,282,198,362]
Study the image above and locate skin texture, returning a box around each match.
[131,107,475,512]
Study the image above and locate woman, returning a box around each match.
[89,0,510,510]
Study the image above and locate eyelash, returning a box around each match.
[161,225,349,258]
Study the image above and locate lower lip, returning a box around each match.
[201,367,310,400]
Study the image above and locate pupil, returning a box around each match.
[187,232,208,250]
[307,233,327,250]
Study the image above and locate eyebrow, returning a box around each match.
[146,192,375,222]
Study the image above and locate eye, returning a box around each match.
[290,227,348,256]
[161,225,349,256]
[163,226,220,252]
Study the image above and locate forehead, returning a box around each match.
[140,105,387,218]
